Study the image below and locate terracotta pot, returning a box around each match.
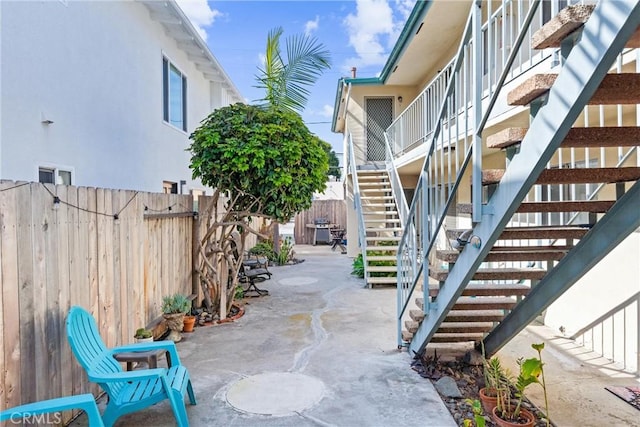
[492,405,535,427]
[479,387,498,414]
[183,315,196,332]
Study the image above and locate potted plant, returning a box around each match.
[479,356,503,414]
[162,293,191,342]
[134,327,153,343]
[492,357,538,427]
[183,312,196,333]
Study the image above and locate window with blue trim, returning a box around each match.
[163,57,187,131]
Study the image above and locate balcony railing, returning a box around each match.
[387,0,590,159]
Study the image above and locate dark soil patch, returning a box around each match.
[411,351,552,427]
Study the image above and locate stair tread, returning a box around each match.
[366,236,401,240]
[457,200,615,214]
[439,321,495,328]
[430,333,485,343]
[367,255,397,261]
[405,320,420,333]
[361,195,395,199]
[367,266,398,272]
[367,277,397,285]
[447,225,590,240]
[366,246,399,251]
[430,267,546,281]
[409,309,425,322]
[417,296,517,305]
[429,282,530,297]
[445,310,506,323]
[437,247,567,262]
[487,126,640,150]
[531,4,594,49]
[531,4,640,49]
[363,211,398,215]
[481,167,640,186]
[401,330,414,342]
[508,73,640,106]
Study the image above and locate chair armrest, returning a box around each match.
[112,341,181,366]
[0,394,102,425]
[89,368,167,383]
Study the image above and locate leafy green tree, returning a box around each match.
[255,26,331,112]
[189,27,331,318]
[189,104,328,316]
[254,26,331,253]
[325,144,341,180]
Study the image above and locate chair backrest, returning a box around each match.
[66,306,124,396]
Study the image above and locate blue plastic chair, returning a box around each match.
[0,393,104,426]
[66,306,197,427]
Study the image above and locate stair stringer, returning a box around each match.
[408,0,640,356]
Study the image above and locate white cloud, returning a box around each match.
[305,15,320,36]
[320,105,334,118]
[395,0,415,20]
[343,0,417,69]
[343,0,394,67]
[175,0,223,42]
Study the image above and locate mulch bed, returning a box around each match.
[411,350,552,426]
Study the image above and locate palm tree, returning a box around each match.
[254,26,331,252]
[255,26,331,112]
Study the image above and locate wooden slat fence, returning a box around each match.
[294,200,347,244]
[0,181,194,420]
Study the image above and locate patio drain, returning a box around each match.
[278,276,318,286]
[226,372,325,416]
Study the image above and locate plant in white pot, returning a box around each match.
[161,293,191,342]
[134,328,153,343]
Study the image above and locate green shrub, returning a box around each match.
[249,241,277,262]
[351,254,365,278]
[276,237,294,265]
[161,293,191,314]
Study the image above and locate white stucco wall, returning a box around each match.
[544,231,640,334]
[0,0,237,193]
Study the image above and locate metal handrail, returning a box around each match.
[384,133,409,229]
[347,132,368,276]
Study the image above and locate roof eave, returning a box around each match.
[140,0,244,103]
[378,1,433,83]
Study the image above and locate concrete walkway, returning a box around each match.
[72,245,455,427]
[70,244,640,427]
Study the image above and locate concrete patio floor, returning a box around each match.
[71,244,456,426]
[69,244,639,427]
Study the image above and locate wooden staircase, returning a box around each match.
[357,170,403,288]
[402,4,640,346]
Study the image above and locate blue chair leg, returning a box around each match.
[187,380,197,405]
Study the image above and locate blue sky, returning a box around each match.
[176,0,416,155]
